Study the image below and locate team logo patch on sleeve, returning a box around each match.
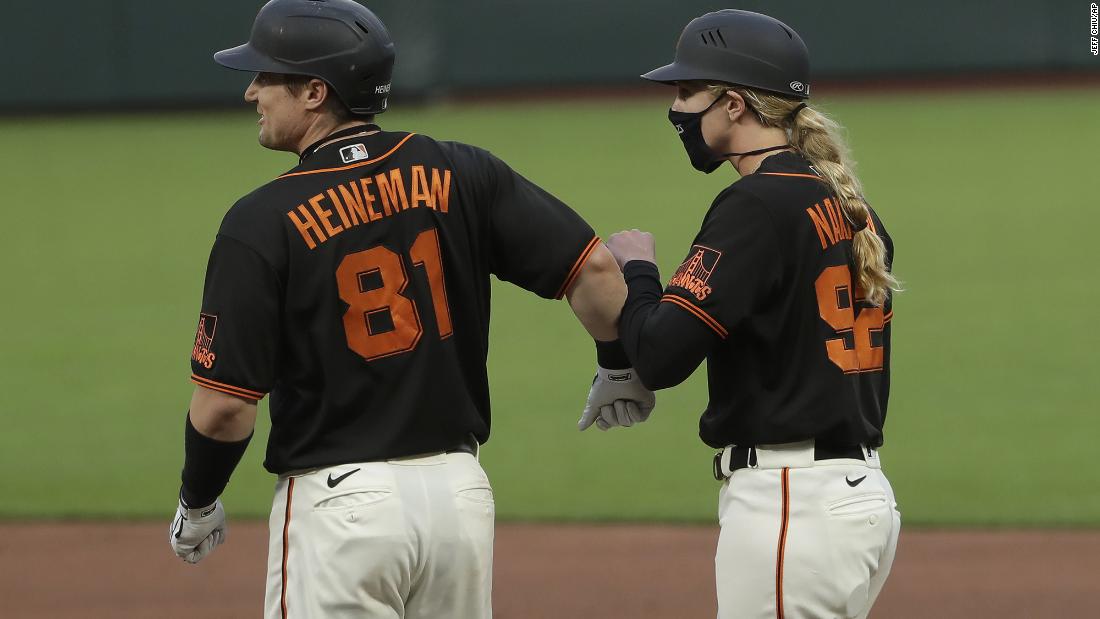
[669,245,722,301]
[192,313,217,369]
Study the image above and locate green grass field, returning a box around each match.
[1,89,1097,525]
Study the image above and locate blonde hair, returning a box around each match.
[706,84,901,306]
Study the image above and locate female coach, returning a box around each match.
[600,10,902,619]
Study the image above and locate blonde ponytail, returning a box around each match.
[707,84,901,306]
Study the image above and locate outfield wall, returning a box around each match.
[3,0,1094,110]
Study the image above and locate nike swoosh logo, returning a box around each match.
[200,506,216,518]
[327,468,361,488]
[845,475,867,487]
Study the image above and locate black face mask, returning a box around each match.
[668,96,791,173]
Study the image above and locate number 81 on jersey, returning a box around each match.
[335,228,453,361]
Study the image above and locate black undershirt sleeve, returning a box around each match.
[618,260,719,390]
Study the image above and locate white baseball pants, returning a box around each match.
[264,451,495,618]
[715,441,900,619]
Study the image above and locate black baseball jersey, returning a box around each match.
[189,126,598,474]
[619,151,894,449]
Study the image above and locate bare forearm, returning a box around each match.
[189,386,258,441]
[566,244,627,341]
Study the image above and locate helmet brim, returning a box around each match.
[640,62,710,85]
[214,43,293,74]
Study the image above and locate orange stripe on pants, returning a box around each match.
[281,478,295,618]
[776,467,790,619]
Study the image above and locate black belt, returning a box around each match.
[712,444,868,481]
[446,434,479,457]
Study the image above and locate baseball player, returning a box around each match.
[598,10,902,619]
[167,1,653,617]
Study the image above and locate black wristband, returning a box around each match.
[623,260,661,283]
[180,413,252,509]
[595,339,631,370]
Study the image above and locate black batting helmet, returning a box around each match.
[214,0,395,115]
[642,10,811,100]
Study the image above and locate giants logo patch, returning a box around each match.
[669,245,722,301]
[192,313,217,369]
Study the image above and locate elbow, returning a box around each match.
[633,357,688,392]
[190,386,257,440]
[202,404,252,436]
[570,243,625,298]
[626,332,700,391]
[584,243,621,278]
[566,243,628,341]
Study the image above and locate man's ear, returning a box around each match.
[301,78,329,112]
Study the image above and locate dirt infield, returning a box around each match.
[1,522,1096,618]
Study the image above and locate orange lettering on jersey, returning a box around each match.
[806,203,835,249]
[826,199,845,242]
[375,169,409,214]
[430,168,451,213]
[357,178,383,221]
[284,167,456,249]
[373,177,392,216]
[326,188,353,229]
[668,245,722,301]
[806,199,867,252]
[838,201,854,241]
[288,204,327,250]
[191,313,218,369]
[823,198,845,243]
[827,199,840,239]
[865,215,878,234]
[410,165,433,210]
[309,193,344,237]
[338,183,365,226]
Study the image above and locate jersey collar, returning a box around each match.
[298,123,382,163]
[754,150,820,177]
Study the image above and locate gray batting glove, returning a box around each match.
[578,366,656,431]
[170,498,226,564]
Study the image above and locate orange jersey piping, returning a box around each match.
[190,375,265,400]
[759,172,824,181]
[554,236,601,300]
[660,294,728,339]
[276,133,418,179]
